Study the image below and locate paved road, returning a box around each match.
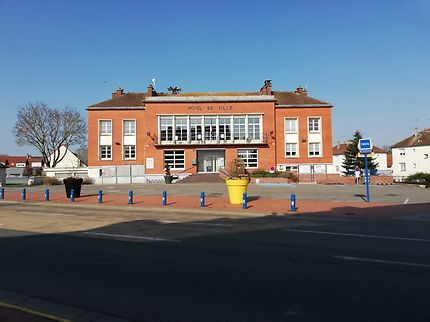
[0,204,429,321]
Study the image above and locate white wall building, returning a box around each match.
[44,146,88,178]
[327,143,391,175]
[391,129,430,180]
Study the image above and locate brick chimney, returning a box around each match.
[147,84,155,97]
[260,80,272,95]
[294,86,308,96]
[112,87,124,99]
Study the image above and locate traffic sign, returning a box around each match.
[358,138,373,154]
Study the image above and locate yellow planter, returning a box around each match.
[225,178,249,204]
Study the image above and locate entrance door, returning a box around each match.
[197,150,225,173]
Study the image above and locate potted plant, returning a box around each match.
[63,172,84,198]
[164,163,173,184]
[225,158,250,204]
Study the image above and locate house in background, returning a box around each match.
[0,155,44,168]
[391,129,430,180]
[0,155,44,179]
[48,145,87,168]
[44,145,88,178]
[327,143,391,175]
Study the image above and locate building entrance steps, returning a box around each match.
[178,173,225,183]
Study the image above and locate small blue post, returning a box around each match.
[45,189,49,201]
[290,193,296,212]
[22,188,26,201]
[200,192,205,208]
[70,189,75,202]
[162,191,167,206]
[128,190,133,205]
[0,187,4,200]
[242,192,247,209]
[98,190,103,204]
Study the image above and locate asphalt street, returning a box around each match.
[0,204,429,321]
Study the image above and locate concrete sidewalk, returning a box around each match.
[1,190,429,219]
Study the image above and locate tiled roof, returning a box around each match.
[0,155,43,167]
[88,89,331,108]
[88,93,147,108]
[332,144,387,155]
[391,130,430,148]
[273,91,331,106]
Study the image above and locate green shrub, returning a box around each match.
[250,169,271,177]
[405,172,430,184]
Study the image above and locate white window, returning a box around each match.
[190,117,203,141]
[99,120,112,135]
[123,145,136,159]
[233,116,246,140]
[309,142,321,156]
[308,118,320,133]
[248,116,261,140]
[238,149,258,168]
[123,120,135,135]
[399,149,405,156]
[285,165,298,172]
[100,145,111,159]
[175,117,188,141]
[285,118,298,134]
[286,143,297,157]
[164,150,185,169]
[204,116,217,141]
[160,117,173,141]
[219,116,231,140]
[399,162,406,171]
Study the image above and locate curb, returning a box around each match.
[0,289,129,322]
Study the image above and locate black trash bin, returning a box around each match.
[63,178,83,198]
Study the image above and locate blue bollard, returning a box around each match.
[22,188,26,201]
[45,189,49,201]
[242,192,247,209]
[0,187,4,200]
[290,193,296,212]
[162,191,167,206]
[70,189,75,202]
[200,192,205,208]
[98,190,103,204]
[128,190,133,205]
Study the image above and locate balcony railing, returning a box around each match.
[155,136,268,146]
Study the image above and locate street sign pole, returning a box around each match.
[364,153,370,203]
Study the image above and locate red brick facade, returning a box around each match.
[87,81,333,177]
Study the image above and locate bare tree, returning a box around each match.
[75,145,88,166]
[13,102,87,168]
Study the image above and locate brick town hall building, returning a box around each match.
[87,80,333,183]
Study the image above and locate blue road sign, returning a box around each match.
[358,138,373,154]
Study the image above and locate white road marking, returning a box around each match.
[19,211,76,217]
[160,220,233,227]
[403,198,409,204]
[333,255,430,269]
[83,232,181,243]
[284,229,430,242]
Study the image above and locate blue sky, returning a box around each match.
[0,0,429,155]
